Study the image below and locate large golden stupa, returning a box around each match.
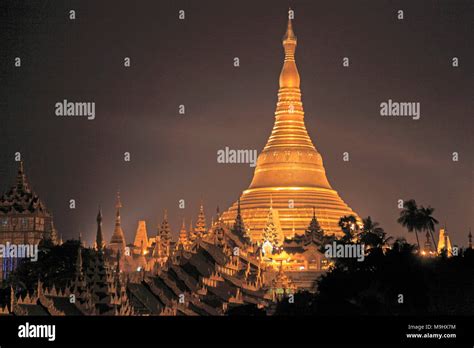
[222,15,359,241]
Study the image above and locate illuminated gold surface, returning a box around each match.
[222,17,359,239]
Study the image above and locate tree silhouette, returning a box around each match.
[397,199,422,250]
[418,205,439,252]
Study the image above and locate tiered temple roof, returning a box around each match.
[126,239,270,315]
[0,161,57,243]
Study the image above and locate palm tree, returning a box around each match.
[338,215,358,242]
[418,206,438,252]
[397,200,422,250]
[361,217,392,252]
[362,216,384,236]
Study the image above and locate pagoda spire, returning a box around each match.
[109,191,126,255]
[305,207,323,244]
[232,198,248,242]
[262,204,283,248]
[263,10,316,153]
[195,202,207,239]
[115,191,122,225]
[188,219,195,242]
[158,210,171,257]
[15,160,31,193]
[178,218,188,250]
[96,206,105,251]
[76,244,83,275]
[72,243,86,294]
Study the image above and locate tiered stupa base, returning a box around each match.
[222,187,358,241]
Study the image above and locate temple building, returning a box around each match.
[0,161,58,281]
[222,15,359,240]
[437,228,453,256]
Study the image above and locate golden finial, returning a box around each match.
[280,10,299,88]
[284,8,296,42]
[116,190,122,209]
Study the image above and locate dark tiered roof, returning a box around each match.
[0,161,50,216]
[127,240,269,315]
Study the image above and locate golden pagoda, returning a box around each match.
[222,13,359,240]
[133,220,149,254]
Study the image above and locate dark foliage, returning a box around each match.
[275,237,474,315]
[2,240,96,293]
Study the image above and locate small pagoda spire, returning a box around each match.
[15,160,31,193]
[178,218,188,249]
[72,242,86,293]
[195,202,207,238]
[96,206,105,251]
[232,198,249,242]
[189,219,194,239]
[109,191,127,254]
[262,202,283,248]
[305,207,323,244]
[115,191,122,226]
[76,243,83,275]
[158,210,171,257]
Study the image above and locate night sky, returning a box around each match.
[1,0,472,247]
